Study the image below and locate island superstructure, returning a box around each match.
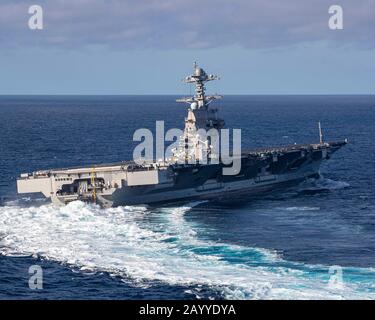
[17,64,347,207]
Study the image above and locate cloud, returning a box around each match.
[0,0,374,50]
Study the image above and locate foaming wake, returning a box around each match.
[0,201,374,299]
[297,177,350,195]
[314,178,350,190]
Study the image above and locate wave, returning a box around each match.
[314,178,350,190]
[0,201,374,299]
[284,206,320,211]
[3,196,48,208]
[297,178,350,195]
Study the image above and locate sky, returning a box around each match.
[0,0,374,94]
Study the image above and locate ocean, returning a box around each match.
[0,95,374,299]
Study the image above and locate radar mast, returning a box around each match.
[172,63,225,164]
[176,62,222,109]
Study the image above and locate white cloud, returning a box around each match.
[0,0,374,50]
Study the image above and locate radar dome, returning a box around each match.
[195,68,205,77]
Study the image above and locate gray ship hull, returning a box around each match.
[17,141,346,207]
[17,140,346,207]
[103,141,345,207]
[110,175,313,207]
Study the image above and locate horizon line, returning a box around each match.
[1,93,375,96]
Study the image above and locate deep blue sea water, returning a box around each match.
[1,95,375,299]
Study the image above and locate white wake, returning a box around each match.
[0,201,374,299]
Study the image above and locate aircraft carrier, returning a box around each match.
[17,64,347,207]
